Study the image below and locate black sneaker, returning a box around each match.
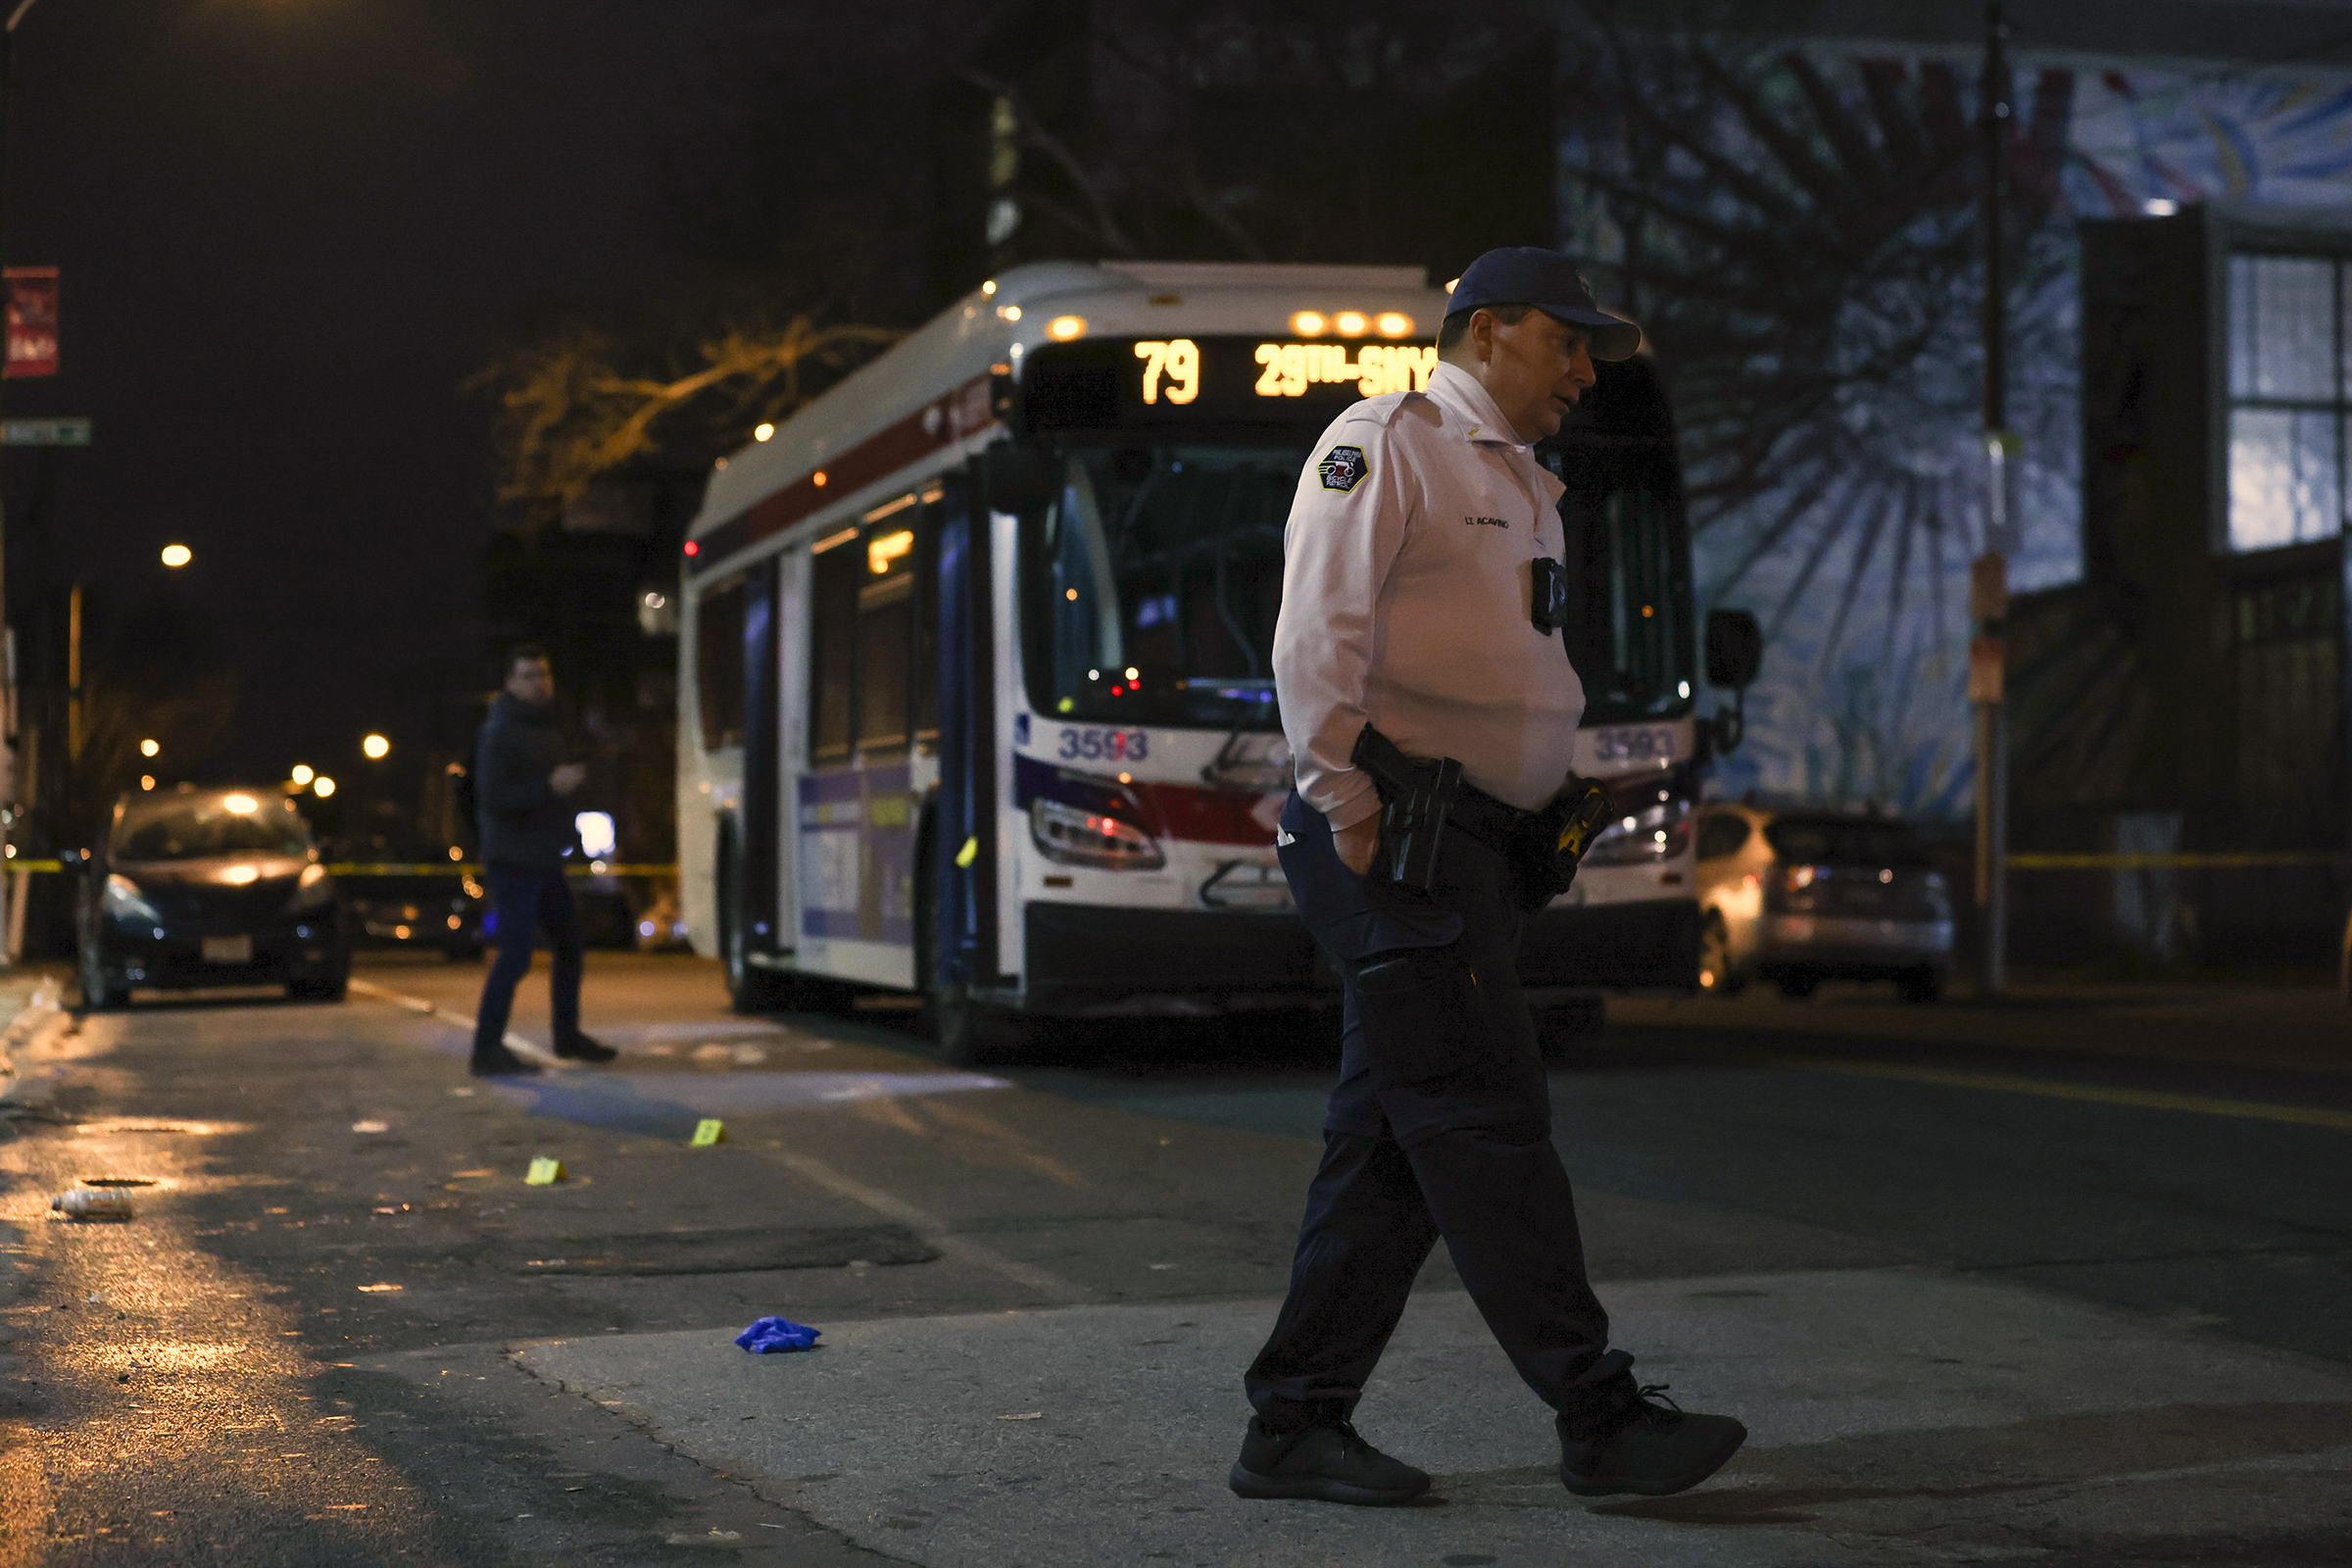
[1558,1376,1744,1497]
[1228,1417,1430,1506]
[468,1045,544,1078]
[554,1035,617,1063]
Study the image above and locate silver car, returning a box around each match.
[1693,805,1954,1002]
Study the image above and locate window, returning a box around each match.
[2227,253,2351,551]
[1018,445,1295,731]
[807,507,933,765]
[858,527,917,751]
[1762,817,1930,867]
[808,535,860,762]
[1694,812,1751,861]
[697,573,748,751]
[1550,466,1695,724]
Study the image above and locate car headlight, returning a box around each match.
[1583,798,1694,866]
[1030,796,1164,870]
[102,873,163,926]
[287,862,337,912]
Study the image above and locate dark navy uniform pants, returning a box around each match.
[472,863,585,1054]
[1243,791,1619,1428]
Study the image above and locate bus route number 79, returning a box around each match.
[1058,727,1149,763]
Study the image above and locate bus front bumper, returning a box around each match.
[1021,903,1331,1013]
[1019,894,1703,1011]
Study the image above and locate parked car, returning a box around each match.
[76,785,350,1006]
[341,862,487,960]
[1693,804,1953,1002]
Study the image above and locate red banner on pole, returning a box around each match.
[5,268,58,378]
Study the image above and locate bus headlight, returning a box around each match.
[1583,798,1694,866]
[1030,797,1164,870]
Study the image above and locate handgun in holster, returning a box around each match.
[1350,723,1461,891]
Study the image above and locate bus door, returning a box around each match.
[797,505,931,987]
[926,470,999,997]
[698,560,783,970]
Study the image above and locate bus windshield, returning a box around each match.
[1018,430,1696,734]
[1021,443,1298,732]
[1552,470,1696,725]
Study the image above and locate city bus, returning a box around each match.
[676,260,1743,1060]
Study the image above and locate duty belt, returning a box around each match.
[1441,780,1540,859]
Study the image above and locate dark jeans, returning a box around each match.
[1243,791,1616,1429]
[472,863,583,1054]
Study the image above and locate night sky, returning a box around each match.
[3,0,751,789]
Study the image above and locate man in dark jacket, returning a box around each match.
[469,644,616,1077]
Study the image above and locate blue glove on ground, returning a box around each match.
[734,1315,821,1353]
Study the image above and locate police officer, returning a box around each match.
[1229,248,1745,1505]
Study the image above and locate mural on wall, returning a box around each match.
[1556,20,2352,814]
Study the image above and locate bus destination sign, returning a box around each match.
[1020,335,1440,432]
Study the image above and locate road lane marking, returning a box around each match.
[347,978,558,1062]
[767,1149,1086,1303]
[914,1098,1091,1189]
[1781,1056,2352,1130]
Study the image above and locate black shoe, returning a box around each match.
[554,1034,617,1063]
[1229,1417,1430,1506]
[468,1045,544,1078]
[1558,1373,1744,1497]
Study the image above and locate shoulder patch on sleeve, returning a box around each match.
[1316,444,1369,493]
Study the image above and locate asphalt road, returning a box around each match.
[1,952,2347,1565]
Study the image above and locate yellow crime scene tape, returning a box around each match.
[2006,851,2343,871]
[0,859,676,876]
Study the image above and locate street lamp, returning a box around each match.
[290,764,314,786]
[160,543,191,568]
[312,775,336,799]
[138,738,159,758]
[362,733,389,760]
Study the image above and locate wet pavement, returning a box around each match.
[0,952,2345,1564]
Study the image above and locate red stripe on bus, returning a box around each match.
[692,373,998,566]
[1133,779,1282,848]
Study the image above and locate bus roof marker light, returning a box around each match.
[981,280,997,296]
[683,540,699,557]
[1335,312,1368,337]
[1376,312,1414,337]
[811,470,828,487]
[1047,315,1087,341]
[997,305,1022,322]
[754,422,775,442]
[1291,311,1327,337]
[866,528,914,575]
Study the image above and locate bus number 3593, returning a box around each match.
[1057,727,1149,762]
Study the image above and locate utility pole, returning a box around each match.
[1972,1,2013,997]
[0,4,30,969]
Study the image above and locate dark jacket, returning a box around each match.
[474,693,576,869]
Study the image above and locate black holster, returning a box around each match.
[1514,777,1613,910]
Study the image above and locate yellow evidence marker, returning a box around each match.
[524,1157,566,1185]
[691,1118,726,1148]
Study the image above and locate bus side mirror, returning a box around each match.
[1705,608,1763,690]
[1699,609,1763,760]
[981,444,1055,515]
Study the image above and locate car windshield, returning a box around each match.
[116,797,312,860]
[1020,443,1296,731]
[1764,818,1932,867]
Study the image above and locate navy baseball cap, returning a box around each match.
[1446,247,1642,361]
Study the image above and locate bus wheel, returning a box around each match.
[718,832,795,1013]
[1697,914,1745,996]
[928,982,1025,1067]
